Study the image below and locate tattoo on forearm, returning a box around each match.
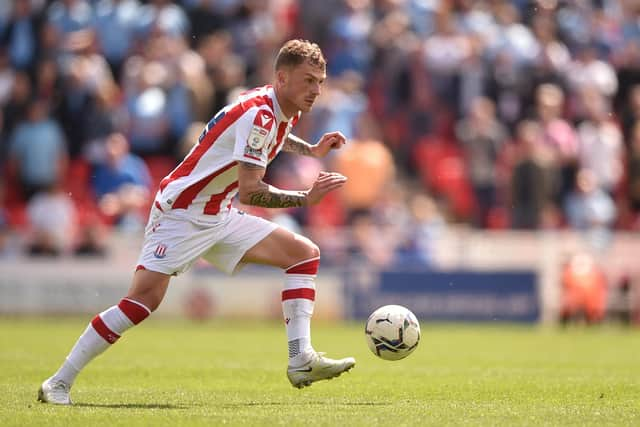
[283,135,314,156]
[248,188,306,208]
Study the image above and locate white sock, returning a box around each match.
[283,257,319,368]
[52,298,150,385]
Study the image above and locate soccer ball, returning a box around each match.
[364,305,420,361]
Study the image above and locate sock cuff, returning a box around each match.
[118,298,151,325]
[282,288,316,301]
[285,257,320,275]
[91,315,121,344]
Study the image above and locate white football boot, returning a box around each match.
[287,352,356,389]
[37,377,72,405]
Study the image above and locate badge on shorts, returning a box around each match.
[154,244,167,259]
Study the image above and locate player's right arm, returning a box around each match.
[237,162,347,208]
[233,105,346,208]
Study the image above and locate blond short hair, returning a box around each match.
[275,39,326,70]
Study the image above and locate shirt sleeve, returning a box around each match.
[232,107,277,168]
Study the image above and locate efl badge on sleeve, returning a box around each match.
[247,110,275,150]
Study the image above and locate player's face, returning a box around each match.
[280,61,326,114]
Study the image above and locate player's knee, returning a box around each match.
[125,294,160,312]
[306,241,320,260]
[285,241,320,274]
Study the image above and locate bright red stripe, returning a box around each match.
[204,181,239,215]
[171,162,237,209]
[160,93,272,192]
[135,265,146,271]
[269,122,289,161]
[286,258,320,275]
[154,201,164,212]
[243,153,261,161]
[91,315,120,344]
[118,299,150,325]
[282,288,316,301]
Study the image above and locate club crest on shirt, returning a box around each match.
[154,244,167,259]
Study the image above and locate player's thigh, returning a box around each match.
[125,269,171,312]
[241,226,319,269]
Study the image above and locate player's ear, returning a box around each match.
[276,68,288,86]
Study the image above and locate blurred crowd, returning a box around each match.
[0,0,639,269]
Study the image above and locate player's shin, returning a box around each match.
[282,257,319,367]
[51,298,151,385]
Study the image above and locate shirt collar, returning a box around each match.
[267,85,295,122]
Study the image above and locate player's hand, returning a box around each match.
[305,171,347,205]
[311,132,347,158]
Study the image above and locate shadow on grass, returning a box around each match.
[222,401,391,408]
[76,401,392,409]
[75,402,188,409]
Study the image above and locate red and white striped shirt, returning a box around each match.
[154,85,300,223]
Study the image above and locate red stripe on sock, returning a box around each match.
[282,288,316,301]
[118,299,150,325]
[91,315,120,344]
[286,258,320,275]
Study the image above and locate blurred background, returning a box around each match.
[0,0,639,326]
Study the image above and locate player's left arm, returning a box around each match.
[283,131,347,158]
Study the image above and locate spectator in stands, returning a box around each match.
[529,12,571,88]
[576,88,624,195]
[136,0,190,40]
[2,70,31,142]
[59,30,118,157]
[34,58,62,103]
[26,184,76,256]
[487,1,539,69]
[46,0,93,36]
[625,120,640,228]
[534,83,579,203]
[92,0,142,81]
[567,42,618,112]
[196,31,247,118]
[83,82,122,158]
[1,0,44,75]
[621,84,640,144]
[455,96,508,227]
[565,168,616,249]
[510,120,559,229]
[306,70,368,144]
[8,97,67,200]
[485,49,527,131]
[326,0,373,77]
[394,192,444,268]
[0,48,14,108]
[121,53,192,156]
[184,0,225,47]
[92,132,151,231]
[422,7,471,114]
[177,45,214,123]
[347,208,396,268]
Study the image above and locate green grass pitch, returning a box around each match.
[0,317,638,426]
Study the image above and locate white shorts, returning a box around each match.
[136,206,279,276]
